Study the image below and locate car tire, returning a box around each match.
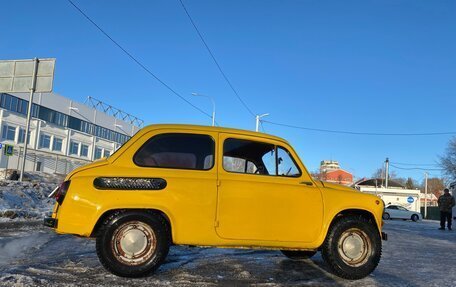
[411,214,419,222]
[382,213,390,220]
[322,216,382,280]
[281,250,317,260]
[96,211,170,277]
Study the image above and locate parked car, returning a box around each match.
[382,205,422,222]
[44,124,387,280]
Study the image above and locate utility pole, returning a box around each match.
[255,113,269,132]
[424,172,428,219]
[19,58,39,182]
[385,158,389,189]
[191,93,216,126]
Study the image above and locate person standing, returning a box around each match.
[438,188,455,230]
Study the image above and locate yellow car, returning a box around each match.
[44,124,387,279]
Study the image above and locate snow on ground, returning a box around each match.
[0,220,455,287]
[0,173,62,221]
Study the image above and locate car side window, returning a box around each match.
[223,138,275,175]
[134,133,215,170]
[261,149,276,175]
[277,146,301,177]
[223,138,301,177]
[223,157,258,174]
[388,206,398,210]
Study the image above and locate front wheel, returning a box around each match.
[322,216,382,280]
[96,211,170,277]
[281,250,317,260]
[411,214,419,222]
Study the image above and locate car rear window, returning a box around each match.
[134,133,215,170]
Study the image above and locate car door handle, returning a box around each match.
[300,181,314,186]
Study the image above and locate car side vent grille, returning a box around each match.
[93,177,167,190]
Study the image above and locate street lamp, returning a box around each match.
[255,113,269,132]
[192,93,216,126]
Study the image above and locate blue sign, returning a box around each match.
[0,143,2,149]
[407,196,414,203]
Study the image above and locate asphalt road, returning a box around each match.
[0,219,455,286]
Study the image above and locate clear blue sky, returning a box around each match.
[1,0,455,181]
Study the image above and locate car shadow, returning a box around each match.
[160,248,345,286]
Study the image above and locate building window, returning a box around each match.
[39,134,51,149]
[18,128,31,144]
[134,133,215,170]
[38,106,68,127]
[94,147,103,160]
[69,141,79,155]
[52,137,63,152]
[2,125,16,141]
[0,93,131,145]
[81,144,89,157]
[0,93,30,116]
[103,149,111,158]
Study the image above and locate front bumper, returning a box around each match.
[381,232,388,241]
[43,217,58,228]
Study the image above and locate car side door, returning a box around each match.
[119,129,219,244]
[397,206,410,219]
[386,205,400,218]
[215,133,323,243]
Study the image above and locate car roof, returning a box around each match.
[139,124,289,144]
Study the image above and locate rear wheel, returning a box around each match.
[96,211,170,277]
[281,250,317,260]
[322,216,381,280]
[382,213,390,220]
[411,214,419,222]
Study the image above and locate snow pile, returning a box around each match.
[0,170,65,184]
[0,177,60,221]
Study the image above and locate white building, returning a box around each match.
[0,92,142,175]
[320,160,340,173]
[354,178,421,212]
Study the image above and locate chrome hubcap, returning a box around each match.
[111,221,156,265]
[338,228,371,267]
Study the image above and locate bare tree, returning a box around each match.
[440,137,456,181]
[372,167,398,180]
[311,169,326,181]
[421,177,445,197]
[372,168,384,179]
[405,177,418,189]
[337,174,343,184]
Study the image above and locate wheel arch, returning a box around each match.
[90,208,173,242]
[328,208,380,233]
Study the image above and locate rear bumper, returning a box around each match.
[43,217,58,228]
[381,232,388,241]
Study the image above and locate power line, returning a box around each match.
[391,162,440,166]
[390,164,444,171]
[66,0,212,119]
[263,120,456,136]
[259,120,266,132]
[178,0,256,117]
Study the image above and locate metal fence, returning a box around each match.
[421,206,441,220]
[2,146,91,175]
